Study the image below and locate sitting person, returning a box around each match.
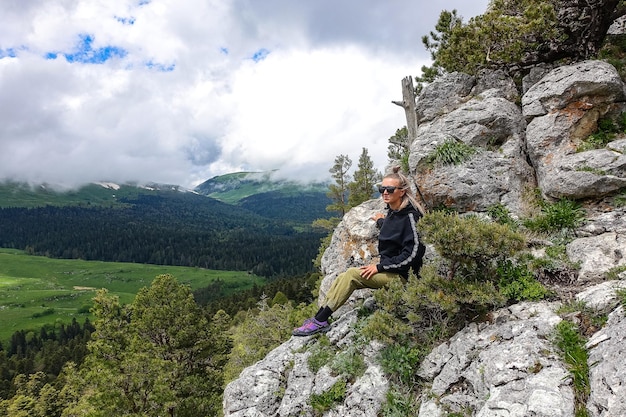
[293,167,426,336]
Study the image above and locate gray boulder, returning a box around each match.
[521,60,626,119]
[585,304,626,417]
[522,61,626,200]
[576,280,626,417]
[415,72,475,123]
[223,308,388,417]
[418,302,574,417]
[410,93,533,215]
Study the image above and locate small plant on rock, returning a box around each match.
[522,198,585,234]
[576,115,625,152]
[497,259,551,302]
[487,203,518,229]
[307,334,335,373]
[380,385,420,417]
[379,343,425,386]
[309,380,347,415]
[330,346,366,381]
[554,320,590,417]
[426,139,478,166]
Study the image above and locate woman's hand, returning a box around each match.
[371,213,384,221]
[359,264,378,279]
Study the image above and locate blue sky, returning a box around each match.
[0,0,489,188]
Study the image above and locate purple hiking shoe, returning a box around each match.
[292,318,330,336]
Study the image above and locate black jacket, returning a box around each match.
[375,202,425,279]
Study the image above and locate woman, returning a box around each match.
[293,167,426,336]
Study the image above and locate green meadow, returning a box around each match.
[0,249,264,343]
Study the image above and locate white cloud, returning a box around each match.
[0,0,489,188]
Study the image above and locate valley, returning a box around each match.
[0,248,264,343]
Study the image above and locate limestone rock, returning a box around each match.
[418,303,574,417]
[586,306,626,417]
[567,232,626,281]
[522,61,626,200]
[607,15,626,35]
[410,93,533,215]
[472,69,519,103]
[576,280,626,312]
[521,60,626,119]
[223,308,388,417]
[415,72,475,123]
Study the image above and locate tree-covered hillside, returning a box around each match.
[0,184,327,278]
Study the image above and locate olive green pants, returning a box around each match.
[323,267,402,311]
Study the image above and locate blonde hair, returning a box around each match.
[383,167,425,214]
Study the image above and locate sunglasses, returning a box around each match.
[378,186,399,194]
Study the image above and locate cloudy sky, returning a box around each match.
[0,0,489,188]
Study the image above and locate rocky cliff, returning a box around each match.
[222,44,626,417]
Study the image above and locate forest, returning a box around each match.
[0,191,325,278]
[0,272,320,415]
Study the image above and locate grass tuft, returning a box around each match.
[554,320,590,417]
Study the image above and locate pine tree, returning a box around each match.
[420,1,560,77]
[348,148,382,207]
[419,0,622,78]
[326,154,352,217]
[387,127,412,174]
[62,275,228,417]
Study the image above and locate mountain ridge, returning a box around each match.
[0,172,332,277]
[194,171,330,204]
[0,171,330,209]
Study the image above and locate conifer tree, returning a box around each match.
[348,148,381,207]
[419,0,622,79]
[326,154,352,217]
[61,275,228,417]
[420,1,559,78]
[387,127,410,164]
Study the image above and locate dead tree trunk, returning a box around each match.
[392,76,418,141]
[392,76,429,209]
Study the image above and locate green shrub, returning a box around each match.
[497,260,551,301]
[419,211,526,280]
[380,385,420,417]
[309,379,346,415]
[331,347,366,380]
[360,310,413,345]
[379,344,425,386]
[523,199,585,233]
[426,139,477,166]
[487,203,518,228]
[307,335,335,373]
